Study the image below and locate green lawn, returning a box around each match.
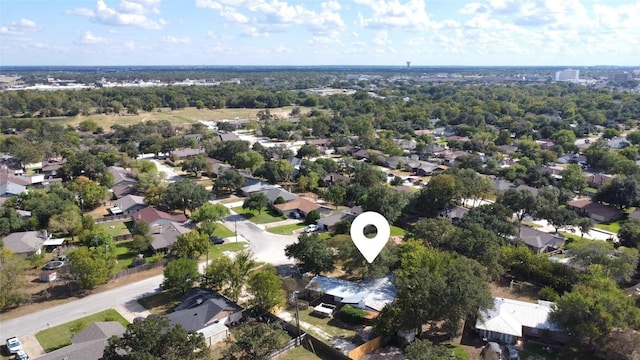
[205,241,249,260]
[593,221,621,233]
[390,225,406,237]
[114,240,139,270]
[295,308,358,341]
[35,309,129,352]
[212,224,235,238]
[520,343,594,360]
[276,346,322,360]
[268,222,305,235]
[137,292,180,315]
[97,221,132,237]
[232,206,287,224]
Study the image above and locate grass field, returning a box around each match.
[206,241,249,260]
[232,206,287,224]
[212,224,235,238]
[97,221,132,237]
[114,240,139,270]
[276,346,322,360]
[390,225,406,237]
[295,308,358,340]
[267,222,305,235]
[137,292,180,315]
[593,220,621,233]
[54,106,306,128]
[35,309,128,353]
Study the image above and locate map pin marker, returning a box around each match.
[350,211,391,263]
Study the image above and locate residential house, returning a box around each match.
[498,145,518,155]
[391,185,416,194]
[411,161,444,176]
[515,184,539,196]
[205,158,231,178]
[306,138,332,154]
[316,211,356,232]
[446,135,470,143]
[438,205,469,222]
[305,275,397,313]
[320,173,349,187]
[167,288,243,346]
[273,197,322,218]
[566,198,624,223]
[41,158,66,178]
[440,149,467,165]
[288,156,304,170]
[586,173,613,188]
[108,166,138,199]
[542,165,564,180]
[393,139,417,151]
[608,136,630,149]
[2,231,48,257]
[492,179,516,193]
[557,153,587,165]
[219,133,240,142]
[172,147,206,159]
[476,297,565,345]
[535,139,556,150]
[519,226,566,254]
[37,322,126,360]
[383,156,407,170]
[259,187,298,204]
[132,206,188,227]
[150,221,191,252]
[183,133,204,142]
[240,180,279,196]
[0,174,27,199]
[110,195,146,215]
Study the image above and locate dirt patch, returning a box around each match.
[0,266,164,321]
[490,278,539,302]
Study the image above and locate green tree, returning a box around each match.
[68,247,113,290]
[405,339,465,360]
[212,169,245,194]
[173,230,209,259]
[203,255,233,291]
[561,164,587,193]
[48,204,83,240]
[627,130,640,145]
[102,315,210,360]
[0,248,29,310]
[222,322,289,360]
[231,150,264,174]
[296,144,320,159]
[248,267,284,312]
[323,182,346,208]
[242,193,269,214]
[409,218,455,247]
[338,239,398,280]
[227,251,256,301]
[566,240,638,282]
[285,233,335,275]
[415,174,457,217]
[254,159,294,185]
[71,176,109,209]
[361,185,409,223]
[162,258,199,295]
[191,202,230,237]
[551,268,640,345]
[161,179,209,214]
[181,155,209,177]
[594,176,640,210]
[618,219,640,249]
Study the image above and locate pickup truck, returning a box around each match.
[6,337,23,354]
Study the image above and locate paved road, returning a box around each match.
[150,159,182,182]
[0,275,162,341]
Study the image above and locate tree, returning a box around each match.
[248,267,284,312]
[627,130,640,145]
[618,219,640,249]
[173,230,209,259]
[242,193,269,214]
[0,248,29,310]
[405,339,465,360]
[560,164,587,193]
[460,203,518,239]
[68,247,113,290]
[181,155,209,177]
[212,169,245,194]
[254,159,294,185]
[409,218,455,246]
[566,240,638,282]
[415,174,457,217]
[361,185,409,223]
[496,188,537,221]
[161,179,209,214]
[191,202,230,236]
[222,322,289,360]
[226,251,256,302]
[48,204,83,240]
[71,176,109,209]
[545,207,577,233]
[575,216,595,239]
[296,144,320,159]
[231,150,264,174]
[452,169,493,207]
[162,258,199,295]
[551,268,640,345]
[304,209,320,225]
[203,255,233,291]
[323,182,346,208]
[0,207,24,236]
[594,176,640,210]
[338,238,398,280]
[285,233,335,275]
[102,315,210,360]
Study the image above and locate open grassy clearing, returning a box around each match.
[205,241,249,260]
[54,106,306,128]
[593,220,621,233]
[232,206,287,224]
[276,346,322,360]
[211,224,236,238]
[267,222,305,235]
[137,292,180,315]
[114,240,139,270]
[97,220,132,237]
[295,308,358,340]
[389,225,406,237]
[35,309,128,353]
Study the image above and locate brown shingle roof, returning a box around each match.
[273,198,320,214]
[133,206,187,224]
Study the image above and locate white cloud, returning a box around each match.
[162,35,191,44]
[219,7,249,23]
[75,31,108,45]
[321,1,341,11]
[352,31,359,37]
[403,37,424,46]
[0,18,38,35]
[275,44,292,53]
[66,0,165,30]
[195,0,222,10]
[240,26,268,37]
[354,0,457,31]
[124,40,136,50]
[372,30,391,45]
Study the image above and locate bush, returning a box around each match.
[305,210,320,225]
[339,305,368,324]
[274,196,286,205]
[538,286,559,302]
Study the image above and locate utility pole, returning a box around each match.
[294,290,301,345]
[235,220,238,242]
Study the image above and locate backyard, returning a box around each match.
[34,309,128,352]
[97,220,132,238]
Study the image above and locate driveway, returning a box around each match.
[150,159,182,182]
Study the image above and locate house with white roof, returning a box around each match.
[305,275,396,313]
[475,297,566,345]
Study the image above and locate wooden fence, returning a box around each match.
[94,214,133,223]
[113,234,133,242]
[266,335,306,359]
[110,260,167,279]
[347,336,382,360]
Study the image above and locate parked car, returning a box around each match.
[15,350,29,360]
[290,211,301,219]
[6,337,22,354]
[304,224,318,233]
[505,345,520,360]
[210,235,224,245]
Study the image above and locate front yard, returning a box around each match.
[35,309,128,352]
[232,206,287,224]
[268,222,305,235]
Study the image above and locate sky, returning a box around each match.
[1,0,639,66]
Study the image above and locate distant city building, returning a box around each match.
[610,72,633,82]
[555,69,580,82]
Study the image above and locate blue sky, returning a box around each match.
[1,0,639,66]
